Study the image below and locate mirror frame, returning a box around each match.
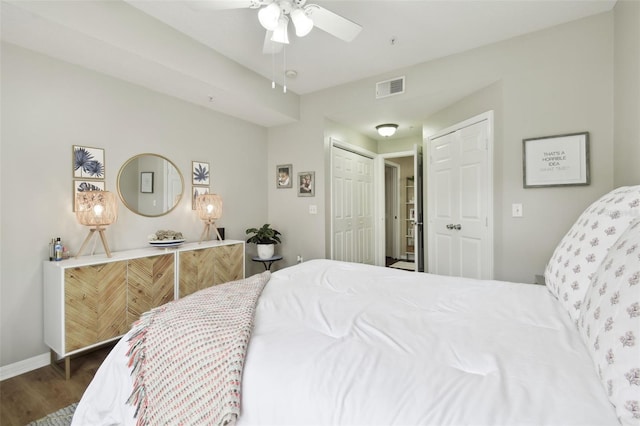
[116,153,184,217]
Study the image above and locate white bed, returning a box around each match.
[73,186,640,426]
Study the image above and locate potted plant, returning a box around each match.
[246,224,282,259]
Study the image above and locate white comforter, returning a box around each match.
[73,259,618,425]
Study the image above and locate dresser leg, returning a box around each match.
[50,350,71,380]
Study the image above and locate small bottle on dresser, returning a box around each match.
[49,238,56,261]
[54,237,63,261]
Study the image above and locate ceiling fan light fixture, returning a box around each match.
[291,8,313,37]
[271,15,290,44]
[258,2,281,31]
[376,123,399,137]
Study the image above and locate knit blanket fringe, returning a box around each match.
[125,271,270,426]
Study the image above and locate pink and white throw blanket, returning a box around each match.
[126,271,270,426]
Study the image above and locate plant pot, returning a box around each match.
[257,243,275,259]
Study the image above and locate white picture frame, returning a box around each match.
[523,132,590,188]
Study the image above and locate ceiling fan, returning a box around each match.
[191,0,362,54]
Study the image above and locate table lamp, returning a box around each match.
[75,191,118,258]
[197,194,223,243]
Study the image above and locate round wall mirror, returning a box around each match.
[117,153,184,217]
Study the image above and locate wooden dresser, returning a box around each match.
[43,240,244,378]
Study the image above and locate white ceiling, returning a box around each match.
[128,0,616,95]
[1,0,616,140]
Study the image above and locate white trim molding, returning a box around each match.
[0,351,50,381]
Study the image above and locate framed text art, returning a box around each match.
[140,172,154,193]
[276,164,292,188]
[192,161,210,186]
[73,145,105,179]
[298,171,315,197]
[523,132,590,188]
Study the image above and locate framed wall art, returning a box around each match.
[523,132,590,188]
[192,161,210,186]
[297,171,315,197]
[276,164,292,188]
[192,186,210,210]
[73,180,105,211]
[73,145,105,179]
[140,172,154,193]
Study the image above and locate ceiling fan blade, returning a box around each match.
[185,0,260,11]
[263,31,284,54]
[306,4,362,42]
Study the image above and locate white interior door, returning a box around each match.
[426,112,493,279]
[384,163,400,259]
[332,145,374,264]
[413,144,424,272]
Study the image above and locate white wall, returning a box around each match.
[0,43,269,367]
[268,12,615,283]
[614,0,640,186]
[1,7,633,371]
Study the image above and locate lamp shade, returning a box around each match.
[271,15,290,44]
[76,191,118,226]
[197,194,223,221]
[376,123,398,137]
[291,8,313,37]
[258,2,281,31]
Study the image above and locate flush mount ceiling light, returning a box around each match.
[376,123,399,137]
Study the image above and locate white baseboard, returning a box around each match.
[0,352,50,381]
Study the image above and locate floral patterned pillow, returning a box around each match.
[578,218,640,424]
[545,186,640,322]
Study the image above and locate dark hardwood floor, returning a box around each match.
[0,344,112,425]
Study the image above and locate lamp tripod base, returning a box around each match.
[76,227,112,258]
[199,221,222,243]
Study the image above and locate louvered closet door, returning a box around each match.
[65,261,127,352]
[127,254,174,325]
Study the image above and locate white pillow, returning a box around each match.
[545,186,640,322]
[578,217,640,425]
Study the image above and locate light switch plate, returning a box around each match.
[512,203,523,217]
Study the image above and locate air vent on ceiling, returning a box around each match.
[376,76,405,99]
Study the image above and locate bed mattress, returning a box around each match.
[73,259,618,425]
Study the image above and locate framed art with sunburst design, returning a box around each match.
[192,161,210,186]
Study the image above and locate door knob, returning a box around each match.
[446,224,454,230]
[453,224,462,230]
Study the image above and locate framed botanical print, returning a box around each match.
[192,186,210,210]
[73,180,105,211]
[192,161,210,185]
[73,145,105,179]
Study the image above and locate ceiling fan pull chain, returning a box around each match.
[283,46,287,93]
[271,50,276,89]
